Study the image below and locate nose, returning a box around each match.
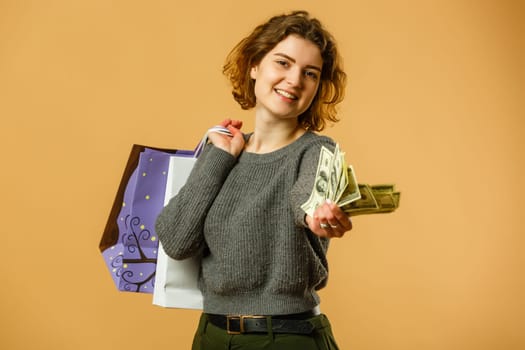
[286,68,303,88]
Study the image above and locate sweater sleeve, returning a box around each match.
[155,144,237,260]
[289,135,336,288]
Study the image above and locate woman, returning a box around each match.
[156,10,352,349]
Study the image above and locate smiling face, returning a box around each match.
[250,35,323,122]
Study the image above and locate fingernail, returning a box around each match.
[326,199,333,205]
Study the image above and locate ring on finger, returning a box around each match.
[320,223,330,229]
[330,224,338,228]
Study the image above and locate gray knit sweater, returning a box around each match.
[155,131,336,315]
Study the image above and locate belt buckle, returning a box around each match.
[226,315,266,335]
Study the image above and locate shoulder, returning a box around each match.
[286,132,337,169]
[296,131,336,152]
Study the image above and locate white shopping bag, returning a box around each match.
[153,126,233,309]
[153,155,204,309]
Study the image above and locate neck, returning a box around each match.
[245,114,306,154]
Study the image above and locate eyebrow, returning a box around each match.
[274,53,322,72]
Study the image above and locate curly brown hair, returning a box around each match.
[223,11,347,131]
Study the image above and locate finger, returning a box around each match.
[315,214,341,238]
[230,119,243,129]
[206,132,228,149]
[319,221,331,230]
[209,126,233,137]
[326,200,352,231]
[313,206,330,229]
[314,203,351,238]
[316,202,336,225]
[330,214,352,233]
[312,204,349,238]
[307,213,328,238]
[226,124,242,136]
[318,224,342,239]
[227,125,245,148]
[218,118,232,127]
[314,224,330,238]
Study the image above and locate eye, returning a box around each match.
[275,59,289,67]
[304,70,319,80]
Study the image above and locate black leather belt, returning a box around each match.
[206,310,317,335]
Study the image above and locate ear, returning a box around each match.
[250,65,258,80]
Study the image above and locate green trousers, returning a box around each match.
[191,313,340,350]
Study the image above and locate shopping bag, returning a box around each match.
[153,126,233,308]
[100,127,226,301]
[152,155,204,309]
[99,145,179,293]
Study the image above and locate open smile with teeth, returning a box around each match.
[275,89,298,100]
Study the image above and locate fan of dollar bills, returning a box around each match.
[301,144,401,217]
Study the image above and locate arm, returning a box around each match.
[155,119,245,260]
[155,144,237,260]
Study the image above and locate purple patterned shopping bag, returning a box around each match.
[99,129,213,294]
[99,145,179,293]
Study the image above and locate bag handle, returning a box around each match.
[193,125,233,158]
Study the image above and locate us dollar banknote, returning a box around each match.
[301,145,360,217]
[341,184,400,216]
[301,145,400,217]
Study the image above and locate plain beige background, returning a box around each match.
[1,0,523,349]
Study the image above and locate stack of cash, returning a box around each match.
[341,183,400,216]
[301,144,401,217]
